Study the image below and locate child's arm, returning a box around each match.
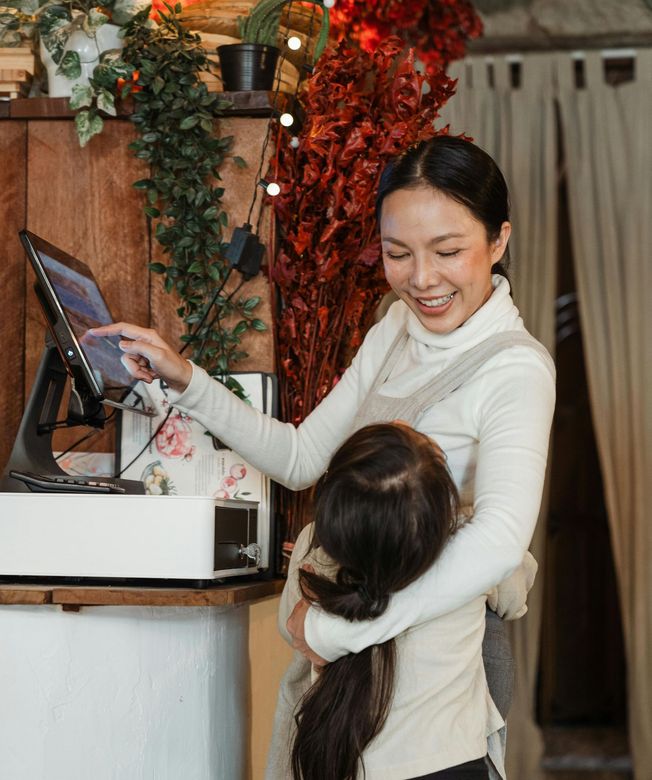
[278,523,315,645]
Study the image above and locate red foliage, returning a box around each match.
[271,38,456,536]
[330,0,483,73]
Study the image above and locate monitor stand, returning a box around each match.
[0,339,143,494]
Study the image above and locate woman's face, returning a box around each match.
[380,187,511,335]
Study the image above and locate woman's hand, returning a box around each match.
[287,598,328,668]
[87,322,192,394]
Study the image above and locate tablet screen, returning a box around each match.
[22,231,134,398]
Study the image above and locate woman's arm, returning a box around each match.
[168,359,360,490]
[302,348,556,661]
[92,312,401,490]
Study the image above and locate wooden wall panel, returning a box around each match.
[3,114,275,467]
[151,116,275,374]
[26,120,150,453]
[0,121,27,471]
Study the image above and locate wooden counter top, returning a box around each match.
[0,578,284,609]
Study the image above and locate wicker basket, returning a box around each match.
[196,32,299,93]
[181,0,326,80]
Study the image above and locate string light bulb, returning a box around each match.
[290,136,300,149]
[259,180,281,197]
[287,36,302,50]
[280,112,294,127]
[323,0,335,7]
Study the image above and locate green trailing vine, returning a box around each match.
[89,4,266,396]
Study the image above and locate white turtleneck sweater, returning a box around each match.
[170,275,556,662]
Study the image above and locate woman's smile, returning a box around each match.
[415,291,457,310]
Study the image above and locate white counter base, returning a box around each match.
[0,603,248,780]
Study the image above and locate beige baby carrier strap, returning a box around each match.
[351,328,550,432]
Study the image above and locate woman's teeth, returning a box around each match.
[418,292,455,308]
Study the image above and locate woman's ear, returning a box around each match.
[491,221,512,263]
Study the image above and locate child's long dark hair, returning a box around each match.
[291,423,460,780]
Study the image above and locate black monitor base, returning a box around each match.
[1,341,143,494]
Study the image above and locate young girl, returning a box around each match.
[279,422,504,780]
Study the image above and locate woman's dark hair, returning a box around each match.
[376,135,512,281]
[291,423,460,780]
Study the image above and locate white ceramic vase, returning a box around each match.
[40,22,123,98]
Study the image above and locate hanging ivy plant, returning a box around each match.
[76,4,266,396]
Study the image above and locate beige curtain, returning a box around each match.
[555,50,652,780]
[439,54,558,779]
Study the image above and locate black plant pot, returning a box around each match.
[217,43,280,92]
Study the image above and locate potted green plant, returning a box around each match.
[0,0,144,97]
[217,0,330,91]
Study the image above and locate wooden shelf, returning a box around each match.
[0,578,284,608]
[1,91,288,120]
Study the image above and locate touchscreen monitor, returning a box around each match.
[20,230,141,409]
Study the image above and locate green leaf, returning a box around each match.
[148,262,167,274]
[75,109,103,147]
[243,295,261,312]
[69,84,92,110]
[97,88,116,116]
[232,156,247,169]
[138,58,157,77]
[144,206,160,218]
[133,178,154,190]
[251,318,267,332]
[83,8,109,34]
[187,261,203,273]
[57,50,81,79]
[179,115,199,130]
[202,205,218,221]
[38,6,71,38]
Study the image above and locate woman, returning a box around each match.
[91,136,555,775]
[281,421,503,780]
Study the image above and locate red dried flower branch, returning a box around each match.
[272,37,456,539]
[330,0,483,73]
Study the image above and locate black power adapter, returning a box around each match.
[225,223,266,280]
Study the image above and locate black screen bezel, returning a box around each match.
[19,229,129,403]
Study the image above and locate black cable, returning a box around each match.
[114,13,304,480]
[255,2,318,236]
[54,409,117,462]
[54,429,101,461]
[179,267,234,355]
[114,407,173,478]
[116,273,249,479]
[194,277,246,363]
[245,5,294,227]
